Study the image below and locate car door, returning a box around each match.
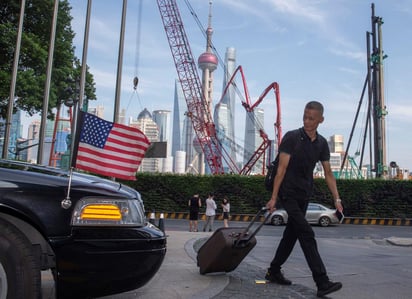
[306,203,321,223]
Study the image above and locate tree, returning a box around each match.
[0,0,96,120]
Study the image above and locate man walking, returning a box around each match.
[265,101,344,297]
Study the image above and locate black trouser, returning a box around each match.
[270,197,329,286]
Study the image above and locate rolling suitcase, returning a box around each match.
[197,208,269,275]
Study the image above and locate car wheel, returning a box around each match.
[0,219,41,299]
[319,216,331,227]
[271,215,284,226]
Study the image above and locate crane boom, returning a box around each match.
[156,0,224,174]
[220,66,282,175]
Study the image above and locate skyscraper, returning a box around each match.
[182,115,195,173]
[153,110,173,172]
[153,110,171,144]
[171,79,193,172]
[214,47,237,172]
[171,80,186,153]
[130,108,159,172]
[243,108,265,174]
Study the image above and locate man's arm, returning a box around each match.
[322,160,343,212]
[266,152,291,212]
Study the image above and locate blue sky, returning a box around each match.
[62,0,412,171]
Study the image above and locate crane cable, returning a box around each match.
[125,0,144,113]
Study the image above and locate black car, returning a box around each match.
[0,160,167,299]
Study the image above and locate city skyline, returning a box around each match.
[20,0,412,171]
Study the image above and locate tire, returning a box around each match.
[0,219,41,299]
[319,216,331,227]
[271,215,284,226]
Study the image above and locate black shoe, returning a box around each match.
[317,281,342,297]
[265,269,292,285]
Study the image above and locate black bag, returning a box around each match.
[264,155,279,191]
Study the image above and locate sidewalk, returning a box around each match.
[99,230,412,299]
[100,230,228,299]
[42,229,412,299]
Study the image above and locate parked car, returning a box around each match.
[266,202,340,227]
[0,160,167,299]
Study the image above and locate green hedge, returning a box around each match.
[121,174,412,218]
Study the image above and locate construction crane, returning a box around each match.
[157,0,224,174]
[219,65,282,175]
[156,0,282,175]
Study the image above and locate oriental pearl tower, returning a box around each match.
[198,1,218,116]
[194,0,218,174]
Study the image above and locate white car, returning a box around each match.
[267,203,341,227]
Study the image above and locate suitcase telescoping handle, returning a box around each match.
[234,207,270,248]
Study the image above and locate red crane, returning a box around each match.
[157,0,282,175]
[219,66,282,175]
[157,0,224,174]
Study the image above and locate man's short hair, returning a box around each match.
[305,101,324,115]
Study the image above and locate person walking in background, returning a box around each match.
[221,197,230,228]
[203,193,217,232]
[188,194,201,232]
[265,101,344,297]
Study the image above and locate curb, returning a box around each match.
[386,237,412,246]
[146,212,412,226]
[343,218,412,226]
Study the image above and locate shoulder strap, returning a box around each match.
[292,128,303,153]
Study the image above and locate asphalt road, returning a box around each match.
[164,218,412,239]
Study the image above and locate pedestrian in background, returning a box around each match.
[221,197,230,228]
[203,193,217,232]
[188,194,201,232]
[265,101,343,297]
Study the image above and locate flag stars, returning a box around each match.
[80,113,113,148]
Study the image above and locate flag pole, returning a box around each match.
[70,0,92,168]
[3,0,26,159]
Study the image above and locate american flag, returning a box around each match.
[72,111,150,180]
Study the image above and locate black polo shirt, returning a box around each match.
[279,127,330,198]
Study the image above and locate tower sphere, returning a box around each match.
[198,52,218,71]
